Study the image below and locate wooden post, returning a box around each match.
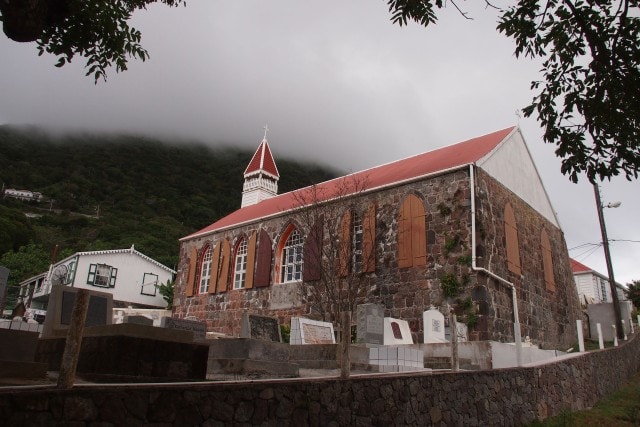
[450,313,459,372]
[340,311,351,379]
[57,289,90,389]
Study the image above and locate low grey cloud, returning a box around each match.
[0,0,637,284]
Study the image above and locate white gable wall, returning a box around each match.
[70,251,172,308]
[477,129,559,227]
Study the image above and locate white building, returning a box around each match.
[19,245,175,322]
[571,258,626,304]
[3,188,43,202]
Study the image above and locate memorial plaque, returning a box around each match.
[302,323,334,344]
[356,303,385,344]
[240,313,281,342]
[61,292,109,327]
[41,286,113,338]
[383,317,414,345]
[161,317,207,340]
[290,317,336,345]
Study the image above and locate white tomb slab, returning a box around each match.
[423,308,448,343]
[383,317,414,345]
[290,317,335,345]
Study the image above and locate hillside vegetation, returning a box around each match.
[0,125,337,297]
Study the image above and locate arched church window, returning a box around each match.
[233,238,248,289]
[278,225,303,283]
[198,245,212,294]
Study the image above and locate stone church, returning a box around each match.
[174,127,582,348]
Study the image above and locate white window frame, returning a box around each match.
[199,246,213,294]
[233,239,248,289]
[280,229,303,283]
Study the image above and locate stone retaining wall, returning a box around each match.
[2,334,639,426]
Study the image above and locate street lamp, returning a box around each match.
[593,183,624,340]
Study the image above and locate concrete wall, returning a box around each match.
[2,333,639,425]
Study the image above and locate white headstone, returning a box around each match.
[383,318,414,345]
[290,317,335,345]
[423,308,447,343]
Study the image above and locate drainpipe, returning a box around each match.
[469,164,523,367]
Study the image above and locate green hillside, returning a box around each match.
[0,125,338,293]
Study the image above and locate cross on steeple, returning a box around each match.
[263,124,269,140]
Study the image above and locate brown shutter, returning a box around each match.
[541,230,555,292]
[254,230,273,287]
[185,247,197,297]
[362,203,376,273]
[504,203,522,275]
[410,196,427,267]
[398,197,412,268]
[245,232,257,289]
[303,216,323,281]
[337,211,351,277]
[208,242,222,294]
[217,239,231,293]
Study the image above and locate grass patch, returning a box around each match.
[531,370,640,426]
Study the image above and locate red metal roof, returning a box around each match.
[570,258,593,273]
[244,139,279,178]
[184,127,515,239]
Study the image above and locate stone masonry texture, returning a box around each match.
[1,333,639,426]
[175,167,582,349]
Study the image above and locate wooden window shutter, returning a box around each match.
[541,230,555,292]
[87,263,97,285]
[245,232,257,289]
[337,211,351,277]
[208,242,222,294]
[362,203,376,273]
[216,239,231,293]
[185,247,197,297]
[398,194,426,268]
[410,196,427,267]
[254,230,273,287]
[504,203,522,275]
[303,216,324,282]
[398,197,413,268]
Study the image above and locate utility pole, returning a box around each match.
[593,183,624,340]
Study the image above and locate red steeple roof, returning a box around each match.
[244,139,279,179]
[184,126,516,239]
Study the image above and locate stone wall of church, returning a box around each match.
[174,166,581,349]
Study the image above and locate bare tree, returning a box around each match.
[290,174,378,378]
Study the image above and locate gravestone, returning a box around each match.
[161,317,207,341]
[383,317,414,345]
[41,286,113,338]
[356,303,385,345]
[423,307,448,343]
[0,266,9,315]
[124,315,154,326]
[240,312,281,342]
[290,317,335,345]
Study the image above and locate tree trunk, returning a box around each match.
[340,311,351,379]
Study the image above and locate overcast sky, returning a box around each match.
[0,1,638,285]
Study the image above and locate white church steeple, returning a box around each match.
[241,127,280,208]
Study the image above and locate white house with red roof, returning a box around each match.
[174,127,582,349]
[570,258,627,304]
